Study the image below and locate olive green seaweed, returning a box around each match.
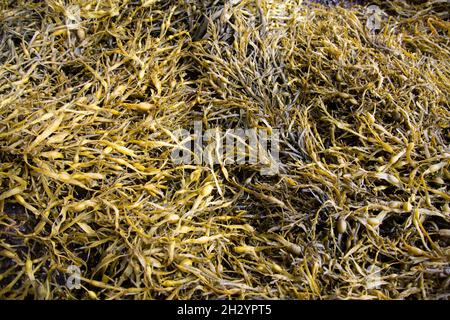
[0,0,448,299]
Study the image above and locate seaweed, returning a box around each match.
[0,0,448,299]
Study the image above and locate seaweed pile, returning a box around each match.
[0,0,449,299]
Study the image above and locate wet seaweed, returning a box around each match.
[0,0,449,299]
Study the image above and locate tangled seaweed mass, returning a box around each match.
[0,0,449,299]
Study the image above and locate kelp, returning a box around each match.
[0,0,449,299]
